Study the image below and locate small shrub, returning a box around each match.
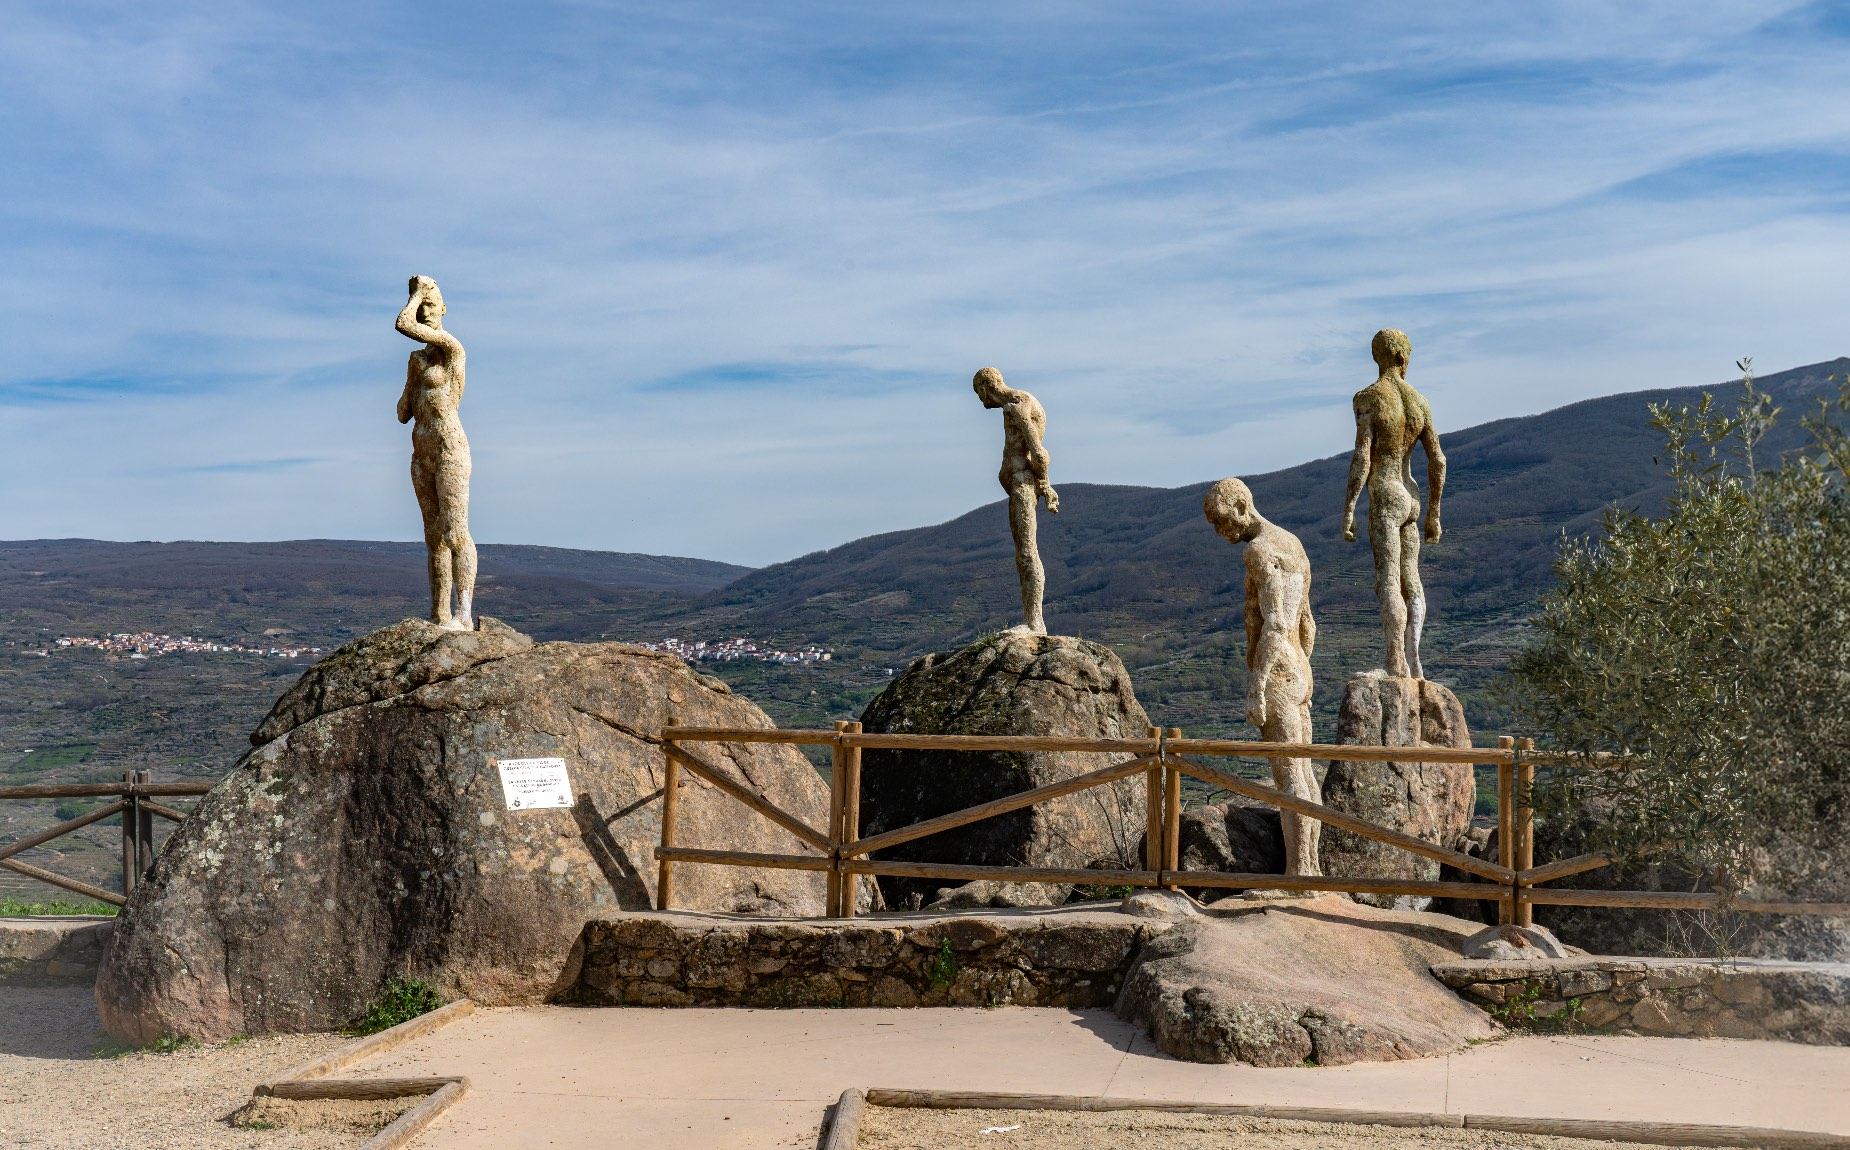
[924,939,957,990]
[148,1034,196,1054]
[351,976,444,1035]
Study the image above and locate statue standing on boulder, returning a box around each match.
[1340,329,1446,680]
[395,276,478,631]
[1204,478,1321,877]
[974,367,1059,634]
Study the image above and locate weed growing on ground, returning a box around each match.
[925,939,957,990]
[0,895,117,916]
[1489,983,1586,1033]
[148,1034,196,1054]
[350,976,444,1035]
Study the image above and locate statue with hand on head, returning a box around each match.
[1204,478,1321,878]
[1340,328,1446,680]
[395,275,478,632]
[973,367,1059,635]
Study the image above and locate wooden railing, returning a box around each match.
[654,725,1850,924]
[0,773,212,907]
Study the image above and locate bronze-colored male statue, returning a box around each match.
[395,276,478,631]
[974,367,1059,634]
[1204,478,1321,877]
[1341,329,1446,680]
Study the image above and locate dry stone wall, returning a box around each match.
[567,908,1170,1009]
[1432,956,1850,1042]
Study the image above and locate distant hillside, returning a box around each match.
[2,357,1844,792]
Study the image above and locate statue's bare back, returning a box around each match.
[1341,329,1446,679]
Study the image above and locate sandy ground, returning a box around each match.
[0,987,404,1150]
[856,1108,1725,1150]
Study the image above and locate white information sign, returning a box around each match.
[495,757,575,810]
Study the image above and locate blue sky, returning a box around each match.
[3,2,1849,566]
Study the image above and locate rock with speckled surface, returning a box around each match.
[94,618,829,1045]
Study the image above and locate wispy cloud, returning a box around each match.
[0,3,1846,563]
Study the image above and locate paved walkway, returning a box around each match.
[351,1006,1850,1149]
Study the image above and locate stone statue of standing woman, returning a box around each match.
[395,276,478,631]
[1341,329,1446,680]
[973,368,1059,634]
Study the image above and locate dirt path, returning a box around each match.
[858,1108,1723,1150]
[0,987,397,1150]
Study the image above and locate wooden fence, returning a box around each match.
[655,724,1850,925]
[0,773,212,907]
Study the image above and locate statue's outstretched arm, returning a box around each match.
[1341,402,1372,541]
[1420,419,1446,543]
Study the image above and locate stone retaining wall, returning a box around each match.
[565,908,1171,1008]
[0,916,114,987]
[1431,956,1850,1042]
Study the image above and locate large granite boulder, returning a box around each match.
[1320,671,1475,908]
[95,619,830,1045]
[1116,895,1496,1065]
[859,631,1149,908]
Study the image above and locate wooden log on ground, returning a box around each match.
[1465,1113,1850,1149]
[843,755,1161,858]
[1178,759,1513,884]
[0,858,126,906]
[0,800,128,863]
[820,1087,867,1150]
[258,1000,476,1093]
[655,847,833,872]
[665,744,831,853]
[863,1089,1459,1127]
[266,1077,458,1100]
[361,1078,470,1150]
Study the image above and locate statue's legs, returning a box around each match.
[1263,697,1321,876]
[1367,497,1411,677]
[1008,486,1047,634]
[435,456,477,631]
[1400,517,1426,681]
[411,462,454,628]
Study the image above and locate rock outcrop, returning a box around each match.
[95,619,831,1044]
[1320,671,1475,908]
[1116,895,1497,1065]
[858,632,1149,908]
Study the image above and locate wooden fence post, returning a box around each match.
[1144,726,1163,877]
[657,721,681,911]
[1516,737,1536,928]
[135,769,154,880]
[120,771,139,898]
[842,722,863,919]
[1496,736,1515,925]
[828,721,849,917]
[1163,728,1183,889]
